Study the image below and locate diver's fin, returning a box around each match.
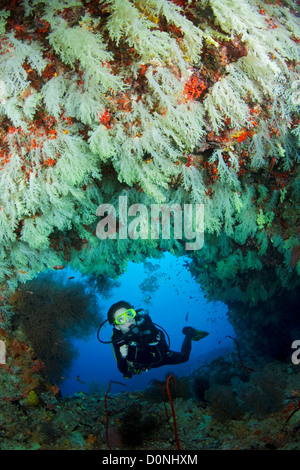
[182,327,209,341]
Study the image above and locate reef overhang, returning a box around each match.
[0,0,299,377]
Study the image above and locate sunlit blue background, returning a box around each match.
[59,252,234,396]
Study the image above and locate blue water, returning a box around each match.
[59,252,234,396]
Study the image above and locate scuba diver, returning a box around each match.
[105,300,209,379]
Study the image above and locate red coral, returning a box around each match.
[236,130,249,143]
[166,374,181,450]
[285,399,300,423]
[184,75,206,100]
[104,380,126,450]
[99,109,112,128]
[44,158,56,167]
[31,359,45,373]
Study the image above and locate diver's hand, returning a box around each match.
[119,344,128,358]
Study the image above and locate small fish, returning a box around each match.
[53,265,65,270]
[75,375,85,384]
[185,311,189,322]
[19,270,26,274]
[26,291,34,295]
[68,276,75,279]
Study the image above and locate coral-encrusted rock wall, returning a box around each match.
[0,0,299,360]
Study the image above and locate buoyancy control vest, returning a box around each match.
[112,311,169,371]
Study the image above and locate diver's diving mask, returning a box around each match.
[114,308,136,325]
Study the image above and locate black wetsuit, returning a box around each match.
[111,311,192,378]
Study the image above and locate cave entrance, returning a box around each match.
[59,252,235,397]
